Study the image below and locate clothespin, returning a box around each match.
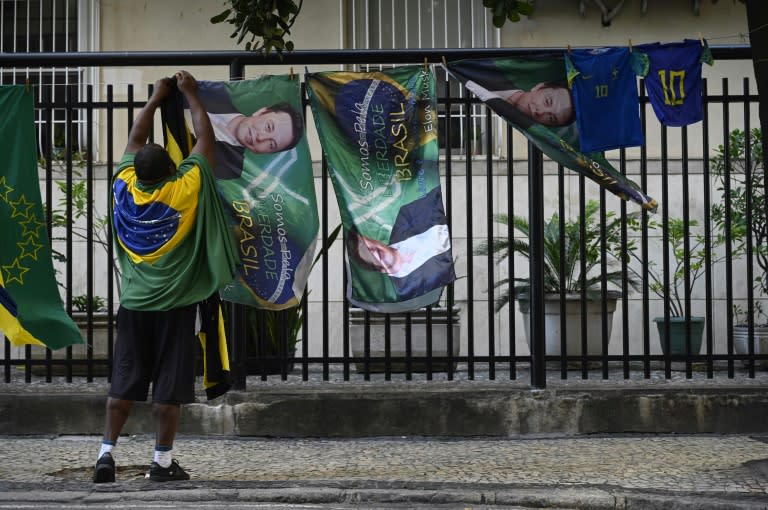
[289,67,294,80]
[567,44,572,54]
[628,38,633,52]
[25,79,30,93]
[698,32,705,46]
[441,55,448,68]
[423,58,428,72]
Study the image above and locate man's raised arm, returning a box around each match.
[125,77,172,154]
[175,70,215,166]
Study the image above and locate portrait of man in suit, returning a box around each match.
[193,81,305,180]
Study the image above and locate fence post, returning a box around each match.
[528,144,546,389]
[228,59,247,391]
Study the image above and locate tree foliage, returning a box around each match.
[482,0,534,28]
[210,0,532,54]
[210,0,303,54]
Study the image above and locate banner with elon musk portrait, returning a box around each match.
[306,66,456,313]
[444,56,658,211]
[192,76,319,310]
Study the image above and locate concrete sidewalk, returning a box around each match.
[2,369,768,508]
[1,434,768,509]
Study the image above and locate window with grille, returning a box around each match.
[1,0,96,157]
[345,0,501,156]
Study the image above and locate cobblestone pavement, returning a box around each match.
[0,434,768,508]
[2,367,768,508]
[0,434,765,490]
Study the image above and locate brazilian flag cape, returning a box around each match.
[111,84,238,399]
[0,85,82,350]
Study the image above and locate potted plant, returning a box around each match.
[628,216,727,356]
[348,304,461,373]
[475,199,641,359]
[228,303,303,376]
[711,128,767,364]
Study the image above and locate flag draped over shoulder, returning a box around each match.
[0,85,82,350]
[194,77,319,311]
[445,56,658,211]
[306,66,456,313]
[158,83,236,400]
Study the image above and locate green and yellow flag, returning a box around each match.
[0,85,82,350]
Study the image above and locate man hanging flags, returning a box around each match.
[0,85,82,350]
[191,76,319,310]
[444,56,658,211]
[306,66,456,313]
[158,81,235,399]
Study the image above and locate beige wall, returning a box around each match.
[96,1,343,160]
[499,0,747,48]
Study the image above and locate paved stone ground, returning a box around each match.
[0,434,765,490]
[2,365,768,508]
[1,434,768,508]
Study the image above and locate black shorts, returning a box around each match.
[109,304,198,404]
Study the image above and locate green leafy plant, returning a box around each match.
[210,0,303,54]
[711,127,765,325]
[482,0,534,27]
[41,151,121,303]
[46,167,120,296]
[71,294,107,313]
[628,217,727,318]
[474,199,641,312]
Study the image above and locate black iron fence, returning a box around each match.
[1,47,765,389]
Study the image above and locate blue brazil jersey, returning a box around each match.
[566,47,646,153]
[636,39,713,127]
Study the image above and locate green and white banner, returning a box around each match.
[194,77,319,310]
[306,66,456,313]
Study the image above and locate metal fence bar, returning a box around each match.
[1,46,763,386]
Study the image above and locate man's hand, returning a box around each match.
[125,77,173,153]
[175,71,197,96]
[177,70,215,166]
[150,77,173,103]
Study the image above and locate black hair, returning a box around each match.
[264,102,304,151]
[134,143,175,183]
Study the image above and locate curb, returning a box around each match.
[3,385,768,437]
[1,483,767,509]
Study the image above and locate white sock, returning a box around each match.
[153,446,172,468]
[97,440,114,461]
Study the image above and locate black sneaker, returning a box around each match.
[148,459,190,482]
[93,453,115,483]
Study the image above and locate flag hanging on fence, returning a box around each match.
[306,66,456,313]
[444,56,658,211]
[193,77,319,310]
[0,85,82,350]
